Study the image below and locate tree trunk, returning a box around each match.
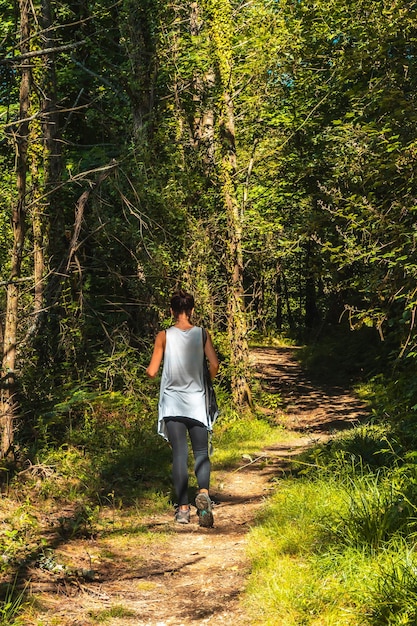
[282,268,295,333]
[223,107,251,405]
[276,265,283,332]
[121,0,157,143]
[1,0,31,457]
[201,0,251,406]
[304,241,321,330]
[32,0,60,320]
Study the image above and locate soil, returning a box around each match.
[22,346,369,625]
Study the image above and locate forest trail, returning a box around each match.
[30,346,369,626]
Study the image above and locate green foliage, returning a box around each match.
[20,387,171,502]
[354,366,417,449]
[227,0,417,344]
[0,578,27,626]
[0,500,40,573]
[298,325,386,384]
[57,503,100,539]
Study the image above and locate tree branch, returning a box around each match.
[0,41,85,65]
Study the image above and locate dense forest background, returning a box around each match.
[0,0,417,457]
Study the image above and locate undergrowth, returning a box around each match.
[0,379,286,624]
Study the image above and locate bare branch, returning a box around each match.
[70,57,129,101]
[0,40,85,65]
[0,276,34,287]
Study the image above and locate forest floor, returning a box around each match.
[23,345,369,626]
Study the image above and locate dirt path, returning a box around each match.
[28,346,369,625]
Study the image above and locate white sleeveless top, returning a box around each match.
[158,325,208,440]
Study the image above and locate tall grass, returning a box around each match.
[369,545,417,625]
[330,471,417,551]
[0,578,27,626]
[245,422,417,626]
[245,477,363,625]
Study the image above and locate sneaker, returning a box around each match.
[174,506,190,524]
[195,492,214,528]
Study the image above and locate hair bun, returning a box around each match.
[170,290,195,317]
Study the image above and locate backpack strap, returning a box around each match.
[201,327,214,455]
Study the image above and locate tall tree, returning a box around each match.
[201,0,251,405]
[1,0,31,456]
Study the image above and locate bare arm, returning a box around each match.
[146,331,166,378]
[204,331,219,380]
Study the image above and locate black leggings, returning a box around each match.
[164,417,210,506]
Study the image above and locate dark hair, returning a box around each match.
[170,290,195,318]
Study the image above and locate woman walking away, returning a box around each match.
[146,290,219,527]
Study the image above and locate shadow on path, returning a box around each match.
[251,346,369,435]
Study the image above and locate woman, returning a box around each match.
[146,290,219,526]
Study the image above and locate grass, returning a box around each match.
[245,417,417,626]
[212,408,300,470]
[362,543,417,625]
[88,605,137,622]
[0,578,28,626]
[245,474,369,625]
